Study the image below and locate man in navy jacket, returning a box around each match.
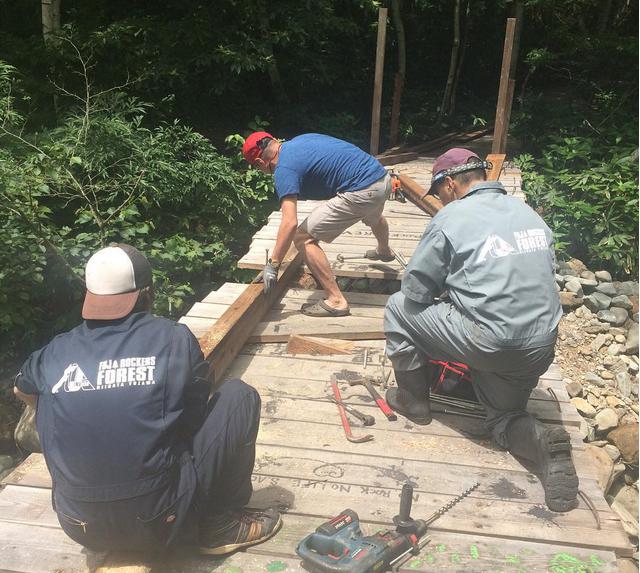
[14,243,281,554]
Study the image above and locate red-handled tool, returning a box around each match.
[348,377,397,421]
[330,377,374,443]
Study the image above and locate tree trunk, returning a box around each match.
[440,0,461,119]
[448,0,470,116]
[41,0,61,43]
[258,10,289,106]
[389,0,406,148]
[597,0,613,33]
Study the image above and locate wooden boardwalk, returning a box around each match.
[0,157,633,572]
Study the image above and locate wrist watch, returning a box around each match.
[268,258,281,269]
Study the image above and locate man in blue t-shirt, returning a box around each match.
[243,132,394,316]
[13,244,282,554]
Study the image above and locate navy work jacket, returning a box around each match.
[16,312,210,503]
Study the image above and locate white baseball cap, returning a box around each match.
[82,244,152,320]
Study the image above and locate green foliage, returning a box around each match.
[0,58,272,362]
[516,137,638,277]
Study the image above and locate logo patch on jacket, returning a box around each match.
[52,364,95,393]
[477,229,548,263]
[51,357,156,393]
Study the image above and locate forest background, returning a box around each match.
[0,0,638,368]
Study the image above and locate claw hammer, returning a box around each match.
[330,377,374,443]
[348,377,397,421]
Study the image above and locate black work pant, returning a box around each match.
[191,377,261,515]
[55,378,261,551]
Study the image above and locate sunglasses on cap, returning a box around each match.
[256,136,273,155]
[428,159,492,195]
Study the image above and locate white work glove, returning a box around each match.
[263,262,279,294]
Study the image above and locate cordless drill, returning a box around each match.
[295,483,427,573]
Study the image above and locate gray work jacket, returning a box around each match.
[402,181,562,346]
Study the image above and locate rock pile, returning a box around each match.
[555,258,638,543]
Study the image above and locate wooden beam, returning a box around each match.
[485,153,506,180]
[198,248,303,385]
[492,18,516,154]
[369,7,388,155]
[397,173,443,217]
[407,127,492,154]
[376,151,418,166]
[287,335,355,356]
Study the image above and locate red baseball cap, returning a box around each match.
[429,148,482,191]
[242,131,275,165]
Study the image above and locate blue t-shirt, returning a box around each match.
[273,133,386,201]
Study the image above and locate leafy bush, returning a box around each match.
[0,59,272,362]
[516,138,638,277]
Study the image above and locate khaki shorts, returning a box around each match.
[299,174,391,243]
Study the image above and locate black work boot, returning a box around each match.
[506,416,579,512]
[386,367,432,425]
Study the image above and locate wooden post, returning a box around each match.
[388,0,406,148]
[491,18,516,154]
[370,7,388,156]
[499,79,516,154]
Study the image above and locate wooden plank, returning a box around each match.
[188,299,385,321]
[0,519,106,573]
[1,453,51,488]
[229,352,582,426]
[239,257,407,279]
[247,475,630,554]
[486,153,506,180]
[246,237,421,258]
[203,285,390,307]
[198,248,303,385]
[286,334,355,355]
[182,316,387,342]
[376,151,418,166]
[251,316,386,343]
[251,444,607,509]
[492,18,516,154]
[369,7,388,155]
[0,487,620,573]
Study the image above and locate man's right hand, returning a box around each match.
[263,262,279,294]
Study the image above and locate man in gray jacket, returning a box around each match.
[384,148,578,512]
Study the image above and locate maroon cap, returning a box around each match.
[429,148,482,191]
[242,131,275,165]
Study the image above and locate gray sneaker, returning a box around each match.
[199,507,282,555]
